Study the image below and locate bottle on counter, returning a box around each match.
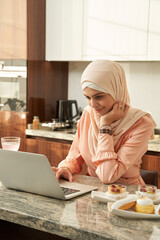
[33,116,40,130]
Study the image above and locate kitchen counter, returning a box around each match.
[0,175,160,240]
[26,129,75,141]
[148,141,160,152]
[26,129,160,153]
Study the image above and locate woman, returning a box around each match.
[52,60,156,185]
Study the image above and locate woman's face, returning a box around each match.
[83,87,115,116]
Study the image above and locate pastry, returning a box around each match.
[107,184,128,200]
[135,197,154,214]
[137,185,157,200]
[111,195,155,214]
[111,195,137,210]
[108,184,126,194]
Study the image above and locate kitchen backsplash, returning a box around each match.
[68,61,160,127]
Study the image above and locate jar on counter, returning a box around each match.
[33,116,40,130]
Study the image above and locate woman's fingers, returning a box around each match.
[52,166,58,174]
[116,101,129,112]
[56,167,73,182]
[110,102,129,120]
[100,102,129,126]
[67,172,73,182]
[119,104,125,110]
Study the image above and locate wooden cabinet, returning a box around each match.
[142,153,160,188]
[27,0,45,60]
[25,137,72,167]
[0,0,27,59]
[0,0,46,60]
[48,140,71,166]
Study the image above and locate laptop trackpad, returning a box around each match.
[59,180,98,199]
[61,187,80,196]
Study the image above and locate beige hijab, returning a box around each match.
[81,60,156,155]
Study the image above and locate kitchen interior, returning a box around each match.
[1,0,160,239]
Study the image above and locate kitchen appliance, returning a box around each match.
[41,100,80,131]
[56,100,79,124]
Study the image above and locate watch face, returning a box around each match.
[99,128,112,135]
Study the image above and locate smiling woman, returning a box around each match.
[52,60,156,186]
[83,88,115,117]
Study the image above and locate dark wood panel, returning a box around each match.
[25,137,71,167]
[48,141,71,167]
[27,0,45,60]
[25,138,40,153]
[145,150,160,157]
[62,142,71,160]
[141,154,160,188]
[27,61,68,123]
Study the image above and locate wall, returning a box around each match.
[68,61,160,127]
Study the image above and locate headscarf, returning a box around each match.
[81,60,156,156]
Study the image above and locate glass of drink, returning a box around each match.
[1,137,21,151]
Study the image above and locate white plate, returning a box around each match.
[91,191,128,203]
[135,191,160,204]
[108,202,160,219]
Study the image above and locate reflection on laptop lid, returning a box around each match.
[0,149,98,200]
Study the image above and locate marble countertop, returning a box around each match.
[148,141,160,152]
[26,129,160,153]
[26,128,75,141]
[0,175,160,240]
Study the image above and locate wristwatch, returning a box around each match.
[99,127,113,135]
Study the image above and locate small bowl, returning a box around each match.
[1,136,21,151]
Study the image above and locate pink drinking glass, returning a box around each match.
[1,137,21,151]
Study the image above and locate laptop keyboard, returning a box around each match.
[61,187,80,196]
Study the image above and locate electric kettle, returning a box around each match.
[56,100,79,123]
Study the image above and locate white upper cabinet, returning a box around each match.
[46,0,83,61]
[83,0,149,61]
[46,0,160,61]
[147,0,160,60]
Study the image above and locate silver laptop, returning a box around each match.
[0,149,98,200]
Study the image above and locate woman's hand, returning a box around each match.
[100,102,129,127]
[52,166,73,182]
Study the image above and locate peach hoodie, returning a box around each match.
[58,60,156,185]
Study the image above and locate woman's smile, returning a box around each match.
[94,107,104,114]
[83,87,115,116]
